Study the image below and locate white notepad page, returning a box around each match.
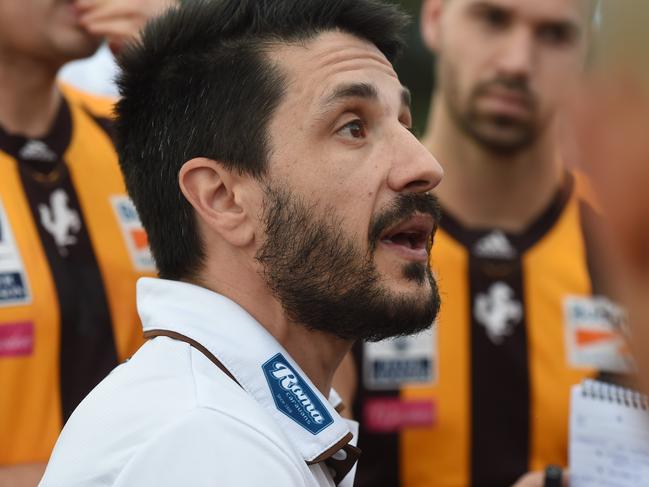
[569,380,649,487]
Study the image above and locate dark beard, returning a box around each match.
[444,66,542,156]
[255,184,441,342]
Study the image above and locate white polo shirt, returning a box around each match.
[39,278,359,487]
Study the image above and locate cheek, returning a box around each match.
[534,61,582,110]
[0,9,34,46]
[440,37,491,101]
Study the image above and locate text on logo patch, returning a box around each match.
[263,353,333,435]
[0,272,27,303]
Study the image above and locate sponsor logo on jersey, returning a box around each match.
[0,199,31,307]
[38,189,82,256]
[363,397,437,433]
[19,140,57,162]
[110,196,156,272]
[474,281,523,345]
[0,273,28,304]
[363,327,436,390]
[473,231,517,259]
[564,296,634,373]
[263,353,333,435]
[0,322,34,357]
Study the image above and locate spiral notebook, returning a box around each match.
[569,380,649,486]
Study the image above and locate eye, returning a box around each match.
[477,6,511,31]
[537,23,576,47]
[337,120,366,139]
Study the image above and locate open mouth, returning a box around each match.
[379,214,435,262]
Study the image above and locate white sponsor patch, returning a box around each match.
[110,196,156,273]
[363,326,436,390]
[564,295,634,374]
[0,198,31,307]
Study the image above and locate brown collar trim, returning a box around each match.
[307,432,361,485]
[143,329,242,388]
[307,431,354,465]
[144,328,360,484]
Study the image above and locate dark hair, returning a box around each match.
[115,0,409,280]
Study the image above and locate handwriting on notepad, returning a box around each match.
[570,383,649,487]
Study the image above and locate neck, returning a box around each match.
[0,49,61,138]
[423,94,563,233]
[200,254,352,397]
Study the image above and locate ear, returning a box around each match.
[178,157,255,248]
[421,0,444,53]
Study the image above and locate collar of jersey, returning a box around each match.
[137,277,353,464]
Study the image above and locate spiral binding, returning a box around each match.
[581,379,649,410]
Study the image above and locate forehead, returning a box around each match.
[268,30,405,114]
[451,0,590,24]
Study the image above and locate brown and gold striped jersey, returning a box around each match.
[353,171,631,486]
[0,85,154,465]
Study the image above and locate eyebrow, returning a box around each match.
[321,82,412,111]
[469,0,582,35]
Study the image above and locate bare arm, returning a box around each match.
[573,75,649,394]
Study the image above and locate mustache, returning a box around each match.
[473,76,537,111]
[368,192,441,251]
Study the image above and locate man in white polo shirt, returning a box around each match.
[38,0,444,486]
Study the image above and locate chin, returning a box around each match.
[380,263,433,297]
[52,32,102,63]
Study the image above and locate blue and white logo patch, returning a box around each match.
[110,195,156,273]
[0,199,31,307]
[0,272,27,303]
[263,353,333,435]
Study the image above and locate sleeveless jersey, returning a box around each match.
[0,85,155,464]
[353,171,631,486]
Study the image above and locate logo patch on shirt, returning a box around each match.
[0,199,31,307]
[110,196,156,272]
[263,353,333,435]
[363,327,436,390]
[473,231,517,259]
[19,140,57,162]
[363,397,437,433]
[39,189,82,256]
[0,273,28,303]
[564,296,634,373]
[474,281,522,345]
[0,322,34,357]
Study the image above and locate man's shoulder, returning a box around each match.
[42,407,307,487]
[572,169,602,215]
[40,337,307,487]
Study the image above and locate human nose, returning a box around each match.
[387,128,443,194]
[496,27,534,80]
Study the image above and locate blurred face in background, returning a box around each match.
[422,0,591,154]
[0,0,100,66]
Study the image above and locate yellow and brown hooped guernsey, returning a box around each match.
[0,84,155,464]
[353,171,632,486]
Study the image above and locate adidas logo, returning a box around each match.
[473,231,517,259]
[19,140,57,162]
